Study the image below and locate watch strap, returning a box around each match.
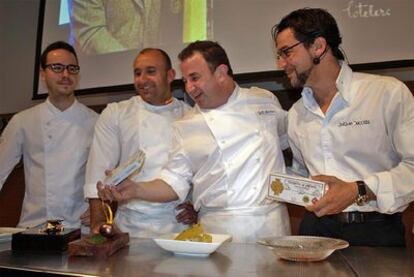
[355,180,369,206]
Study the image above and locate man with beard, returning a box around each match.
[272,8,414,246]
[0,41,98,228]
[85,48,196,238]
[97,41,291,243]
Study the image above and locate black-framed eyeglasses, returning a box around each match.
[276,41,303,60]
[45,63,80,74]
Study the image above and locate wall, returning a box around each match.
[0,0,40,114]
[1,1,414,116]
[0,0,135,115]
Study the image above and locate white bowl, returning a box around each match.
[154,233,232,257]
[257,235,349,262]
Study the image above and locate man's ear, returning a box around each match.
[40,68,46,82]
[215,64,228,78]
[167,68,176,83]
[312,36,327,57]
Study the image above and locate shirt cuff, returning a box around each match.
[364,172,393,213]
[159,169,191,202]
[84,182,99,199]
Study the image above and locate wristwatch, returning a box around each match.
[355,180,369,206]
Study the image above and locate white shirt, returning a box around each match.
[160,85,290,242]
[84,96,190,237]
[0,99,98,228]
[288,62,414,214]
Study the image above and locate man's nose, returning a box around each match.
[137,73,147,82]
[276,57,287,70]
[185,81,195,94]
[62,68,71,77]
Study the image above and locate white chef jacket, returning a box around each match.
[288,62,414,214]
[0,99,98,228]
[160,85,291,243]
[84,96,190,238]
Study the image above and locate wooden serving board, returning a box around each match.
[68,233,129,258]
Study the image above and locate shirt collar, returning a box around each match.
[302,61,354,111]
[45,97,78,116]
[301,87,319,112]
[224,84,240,106]
[335,61,354,103]
[196,83,240,112]
[136,95,177,112]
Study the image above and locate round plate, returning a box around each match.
[257,235,349,262]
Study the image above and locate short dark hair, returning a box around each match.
[40,41,78,69]
[178,40,234,77]
[272,8,344,60]
[138,48,172,70]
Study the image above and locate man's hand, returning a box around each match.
[175,201,198,225]
[97,179,139,203]
[306,175,358,217]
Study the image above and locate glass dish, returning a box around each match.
[257,235,349,262]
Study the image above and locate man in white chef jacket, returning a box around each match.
[98,41,291,243]
[85,48,196,238]
[0,41,98,228]
[272,8,414,246]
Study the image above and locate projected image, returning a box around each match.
[67,0,213,55]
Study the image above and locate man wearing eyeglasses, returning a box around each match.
[0,41,98,229]
[272,8,414,246]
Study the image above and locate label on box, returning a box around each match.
[267,173,326,206]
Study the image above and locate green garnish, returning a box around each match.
[88,234,107,245]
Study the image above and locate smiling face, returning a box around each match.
[133,50,175,106]
[40,49,79,100]
[275,28,314,88]
[180,52,229,109]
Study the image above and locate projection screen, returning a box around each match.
[34,0,414,98]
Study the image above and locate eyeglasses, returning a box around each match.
[276,41,303,60]
[45,63,80,74]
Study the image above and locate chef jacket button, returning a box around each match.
[220,140,226,144]
[48,135,52,139]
